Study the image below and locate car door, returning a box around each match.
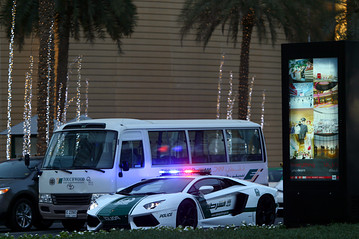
[187,178,241,226]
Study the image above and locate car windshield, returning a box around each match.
[42,130,117,170]
[118,178,194,195]
[0,160,40,179]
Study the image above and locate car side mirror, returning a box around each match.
[24,154,30,167]
[199,185,214,195]
[120,161,129,171]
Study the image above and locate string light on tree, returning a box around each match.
[46,20,55,146]
[23,56,34,156]
[58,56,86,125]
[76,56,82,121]
[56,83,63,129]
[6,0,16,160]
[226,71,234,120]
[261,90,266,129]
[23,73,31,155]
[64,97,75,120]
[62,74,69,124]
[216,53,225,119]
[62,56,79,124]
[85,79,89,117]
[247,76,255,121]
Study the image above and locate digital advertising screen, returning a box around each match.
[288,58,339,181]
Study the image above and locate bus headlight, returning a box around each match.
[39,193,53,203]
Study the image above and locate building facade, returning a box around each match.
[0,0,287,167]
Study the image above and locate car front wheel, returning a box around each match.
[176,199,197,228]
[8,198,34,231]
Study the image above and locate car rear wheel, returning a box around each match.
[256,195,276,226]
[62,219,86,231]
[176,199,197,228]
[9,198,34,231]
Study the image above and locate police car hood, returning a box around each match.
[90,192,181,218]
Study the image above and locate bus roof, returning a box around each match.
[56,118,261,131]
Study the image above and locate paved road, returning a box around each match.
[0,222,64,237]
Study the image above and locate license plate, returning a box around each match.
[65,210,78,218]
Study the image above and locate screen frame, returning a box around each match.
[282,41,346,188]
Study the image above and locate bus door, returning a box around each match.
[118,131,146,187]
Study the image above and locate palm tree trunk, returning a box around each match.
[238,12,254,120]
[56,19,70,123]
[37,0,55,155]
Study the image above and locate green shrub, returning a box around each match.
[2,223,359,239]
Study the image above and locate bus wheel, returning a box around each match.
[62,219,86,231]
[176,199,197,228]
[256,195,276,226]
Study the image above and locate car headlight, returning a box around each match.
[39,193,53,203]
[0,187,10,195]
[89,201,99,211]
[143,200,165,210]
[91,194,106,203]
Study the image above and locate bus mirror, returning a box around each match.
[120,161,129,171]
[24,154,30,167]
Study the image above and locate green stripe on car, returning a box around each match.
[243,207,257,212]
[98,195,146,217]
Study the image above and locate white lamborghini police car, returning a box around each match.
[87,169,277,231]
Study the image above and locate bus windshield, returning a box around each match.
[42,130,117,170]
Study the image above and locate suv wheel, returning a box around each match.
[9,198,34,231]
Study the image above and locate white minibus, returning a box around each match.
[37,118,268,230]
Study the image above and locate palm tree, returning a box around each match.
[0,0,137,155]
[179,0,337,120]
[337,0,359,40]
[37,0,56,155]
[54,0,137,122]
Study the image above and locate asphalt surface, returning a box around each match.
[0,222,64,237]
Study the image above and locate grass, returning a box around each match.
[2,223,359,239]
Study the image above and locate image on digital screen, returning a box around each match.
[288,58,339,181]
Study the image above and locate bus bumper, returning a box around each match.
[39,203,89,220]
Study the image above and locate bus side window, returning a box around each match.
[226,129,262,162]
[120,141,144,168]
[149,131,189,165]
[189,130,226,164]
